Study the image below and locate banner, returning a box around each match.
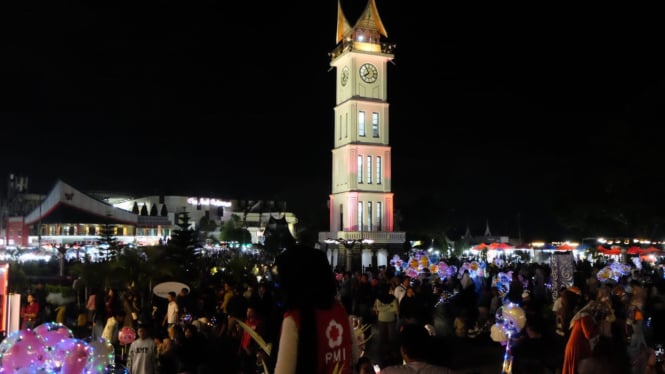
[550,252,575,300]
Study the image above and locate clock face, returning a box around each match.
[341,66,349,87]
[359,63,378,83]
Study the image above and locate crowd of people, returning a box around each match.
[12,249,665,374]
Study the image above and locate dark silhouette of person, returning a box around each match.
[272,245,359,373]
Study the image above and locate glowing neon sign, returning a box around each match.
[187,197,231,208]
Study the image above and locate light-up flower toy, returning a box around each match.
[490,303,526,374]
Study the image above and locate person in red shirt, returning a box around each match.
[238,305,265,374]
[21,293,40,329]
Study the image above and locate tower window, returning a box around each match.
[377,202,382,231]
[367,202,373,231]
[345,113,348,138]
[367,155,372,184]
[357,155,363,183]
[358,111,366,137]
[372,112,379,137]
[357,201,363,231]
[376,156,382,185]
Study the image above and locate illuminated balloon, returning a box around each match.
[33,321,55,336]
[35,322,74,354]
[118,326,136,346]
[502,303,526,335]
[490,303,526,345]
[490,324,508,344]
[15,367,39,374]
[61,339,92,374]
[86,337,115,373]
[406,268,418,279]
[0,329,22,357]
[1,329,49,372]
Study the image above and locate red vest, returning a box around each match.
[285,300,354,374]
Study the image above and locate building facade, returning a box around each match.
[1,178,297,250]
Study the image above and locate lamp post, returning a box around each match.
[340,238,356,272]
[327,238,359,272]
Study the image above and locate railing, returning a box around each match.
[329,40,396,60]
[318,231,405,244]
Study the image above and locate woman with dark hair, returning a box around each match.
[273,245,360,374]
[104,288,121,319]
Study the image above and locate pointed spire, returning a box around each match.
[464,225,472,239]
[336,0,352,44]
[353,0,388,38]
[484,220,492,237]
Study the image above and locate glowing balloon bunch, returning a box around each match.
[490,303,526,374]
[458,261,486,279]
[392,251,459,280]
[490,303,526,345]
[596,262,631,283]
[492,271,513,297]
[0,322,115,373]
[432,261,456,280]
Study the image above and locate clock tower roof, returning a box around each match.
[336,0,388,44]
[336,0,353,44]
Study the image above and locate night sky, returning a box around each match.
[2,1,664,241]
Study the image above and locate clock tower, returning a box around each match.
[320,0,405,271]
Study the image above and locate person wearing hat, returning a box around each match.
[273,245,360,374]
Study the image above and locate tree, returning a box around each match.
[108,247,175,301]
[166,210,202,285]
[219,214,251,244]
[149,204,158,216]
[198,215,218,245]
[199,215,218,232]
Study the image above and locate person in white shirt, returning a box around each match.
[126,325,157,374]
[162,291,179,333]
[393,276,410,305]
